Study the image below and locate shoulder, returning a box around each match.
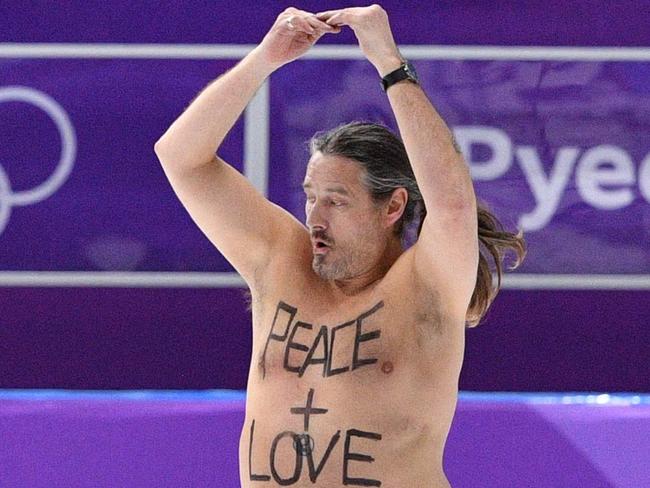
[387,246,466,328]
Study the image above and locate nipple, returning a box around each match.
[381,361,394,374]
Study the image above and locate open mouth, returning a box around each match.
[313,241,331,254]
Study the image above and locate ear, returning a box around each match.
[382,188,408,229]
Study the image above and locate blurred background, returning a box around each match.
[2,2,650,487]
[2,0,648,393]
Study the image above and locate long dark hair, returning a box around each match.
[309,121,527,327]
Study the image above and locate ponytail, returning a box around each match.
[466,202,527,327]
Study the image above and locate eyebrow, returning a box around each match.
[301,182,351,197]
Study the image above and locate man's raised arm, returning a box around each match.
[317,6,479,311]
[155,9,337,167]
[154,9,338,285]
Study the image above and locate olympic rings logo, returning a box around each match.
[0,86,77,236]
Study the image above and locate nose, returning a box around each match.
[306,199,328,231]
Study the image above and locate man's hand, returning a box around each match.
[316,5,403,76]
[255,7,340,70]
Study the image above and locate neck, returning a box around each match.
[328,237,403,298]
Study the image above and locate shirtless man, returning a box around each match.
[155,5,525,487]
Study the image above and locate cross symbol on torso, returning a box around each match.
[290,388,328,431]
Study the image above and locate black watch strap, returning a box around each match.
[381,61,418,92]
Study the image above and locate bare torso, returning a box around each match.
[239,226,465,487]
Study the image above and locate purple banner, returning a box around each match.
[2,0,650,393]
[273,59,650,274]
[3,58,649,273]
[1,59,244,272]
[3,1,650,47]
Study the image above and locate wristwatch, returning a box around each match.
[381,60,419,92]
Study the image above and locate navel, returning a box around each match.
[381,361,394,374]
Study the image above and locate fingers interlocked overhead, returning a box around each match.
[283,9,341,36]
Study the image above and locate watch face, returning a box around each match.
[405,62,419,81]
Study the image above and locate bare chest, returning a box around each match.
[241,252,462,487]
[255,299,390,382]
[251,279,444,386]
[243,288,455,488]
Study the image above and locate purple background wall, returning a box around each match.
[2,1,649,392]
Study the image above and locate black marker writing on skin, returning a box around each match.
[249,423,382,486]
[270,431,302,485]
[248,388,383,485]
[293,432,315,456]
[352,301,384,371]
[262,301,384,379]
[284,321,312,374]
[307,430,341,482]
[261,301,298,379]
[290,388,328,431]
[248,419,271,482]
[299,325,329,377]
[326,319,355,376]
[343,429,383,486]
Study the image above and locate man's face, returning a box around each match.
[302,151,386,281]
